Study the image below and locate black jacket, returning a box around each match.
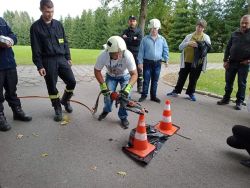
[224,29,250,63]
[192,41,211,68]
[122,27,142,56]
[30,17,70,70]
[0,17,17,70]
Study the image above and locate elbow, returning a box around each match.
[130,70,138,79]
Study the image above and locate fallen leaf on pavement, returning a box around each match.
[41,153,48,157]
[60,115,70,126]
[60,121,69,125]
[117,171,127,177]
[32,133,39,137]
[90,166,97,171]
[16,134,24,139]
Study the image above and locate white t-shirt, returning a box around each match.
[94,50,136,77]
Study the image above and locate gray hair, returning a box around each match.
[241,14,250,20]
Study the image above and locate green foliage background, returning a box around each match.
[2,0,249,52]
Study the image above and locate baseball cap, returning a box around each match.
[129,15,137,20]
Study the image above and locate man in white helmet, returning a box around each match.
[94,36,138,129]
[138,18,169,103]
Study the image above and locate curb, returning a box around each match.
[162,80,243,105]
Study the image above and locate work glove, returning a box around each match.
[100,82,110,96]
[120,84,132,99]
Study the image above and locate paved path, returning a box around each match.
[2,63,249,188]
[17,63,223,87]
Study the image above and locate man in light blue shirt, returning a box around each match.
[138,18,169,103]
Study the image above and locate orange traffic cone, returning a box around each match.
[155,100,179,136]
[125,114,155,158]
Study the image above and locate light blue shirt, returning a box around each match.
[137,34,169,64]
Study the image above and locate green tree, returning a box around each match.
[168,0,198,52]
[71,16,82,48]
[199,0,225,52]
[223,0,248,40]
[63,15,74,47]
[3,11,32,45]
[93,7,111,49]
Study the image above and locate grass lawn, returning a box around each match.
[197,69,250,97]
[13,45,102,65]
[169,52,224,64]
[13,45,224,65]
[13,46,247,97]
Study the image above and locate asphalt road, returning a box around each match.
[0,70,249,188]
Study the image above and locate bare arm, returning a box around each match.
[94,68,105,84]
[128,69,138,86]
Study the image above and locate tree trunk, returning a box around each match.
[138,0,148,37]
[248,0,250,14]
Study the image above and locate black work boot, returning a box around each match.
[61,91,73,113]
[12,106,32,121]
[120,118,129,129]
[98,111,109,121]
[52,99,63,122]
[217,98,230,105]
[0,112,11,131]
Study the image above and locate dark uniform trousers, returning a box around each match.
[43,56,76,105]
[174,62,203,95]
[223,63,249,104]
[0,68,21,112]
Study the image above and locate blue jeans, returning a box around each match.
[103,73,130,120]
[223,63,249,104]
[142,60,161,98]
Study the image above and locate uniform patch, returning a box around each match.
[58,38,64,44]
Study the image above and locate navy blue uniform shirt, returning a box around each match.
[0,17,17,70]
[30,17,70,70]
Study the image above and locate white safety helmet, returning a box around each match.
[148,18,161,29]
[105,36,127,53]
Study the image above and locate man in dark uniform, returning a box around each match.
[0,17,32,131]
[217,15,250,110]
[30,0,76,121]
[122,15,143,93]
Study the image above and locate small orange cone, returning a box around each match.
[125,114,155,158]
[155,100,179,136]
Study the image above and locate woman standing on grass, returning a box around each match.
[167,19,211,101]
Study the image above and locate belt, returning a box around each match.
[143,59,161,63]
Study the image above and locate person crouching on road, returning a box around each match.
[30,0,76,121]
[138,18,169,103]
[94,36,138,129]
[0,17,32,132]
[227,125,250,168]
